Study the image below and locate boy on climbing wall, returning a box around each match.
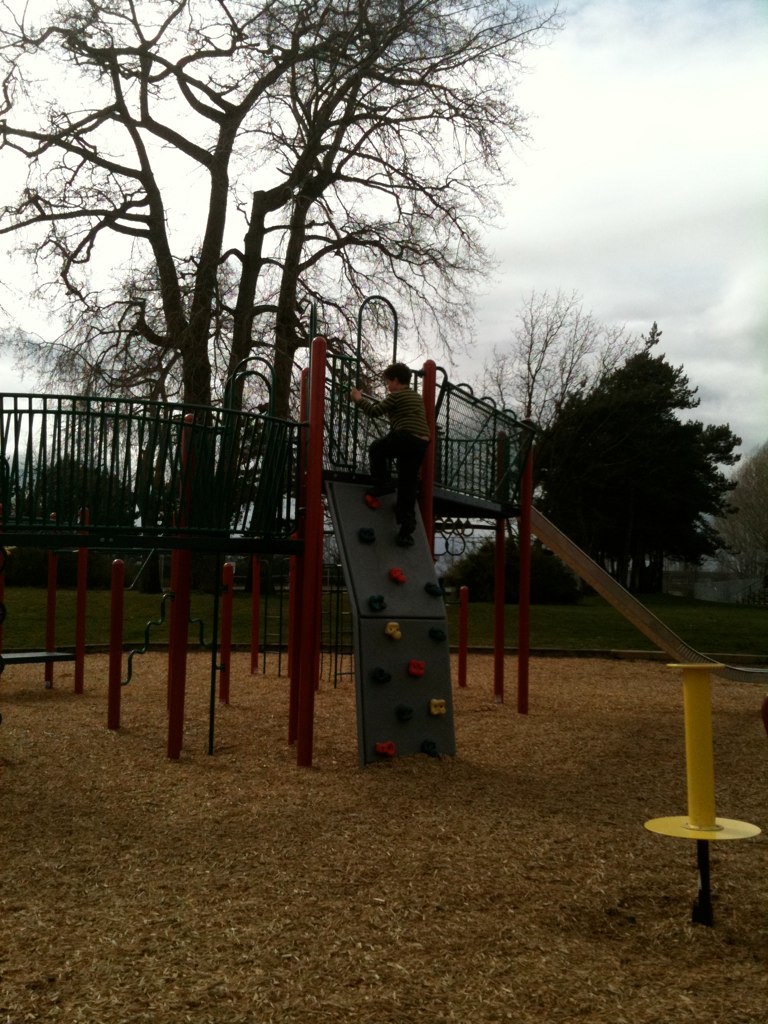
[350,363,431,547]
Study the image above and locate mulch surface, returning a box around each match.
[1,653,767,1023]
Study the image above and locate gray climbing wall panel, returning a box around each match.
[325,481,456,766]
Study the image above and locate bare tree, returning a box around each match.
[714,441,768,582]
[477,289,639,425]
[0,0,559,414]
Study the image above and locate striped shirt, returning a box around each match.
[357,388,430,439]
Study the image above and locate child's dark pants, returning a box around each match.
[369,430,429,535]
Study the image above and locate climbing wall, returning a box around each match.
[325,481,456,767]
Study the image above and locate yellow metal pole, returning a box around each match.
[645,663,760,926]
[647,662,759,839]
[680,664,717,830]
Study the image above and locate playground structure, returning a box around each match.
[1,305,764,928]
[1,309,766,765]
[0,326,535,765]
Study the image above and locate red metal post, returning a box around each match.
[250,556,260,675]
[517,444,534,715]
[458,585,469,688]
[74,509,89,694]
[493,517,505,703]
[219,561,234,704]
[45,550,57,688]
[419,359,437,554]
[107,559,124,731]
[296,337,326,767]
[167,546,179,704]
[288,368,310,746]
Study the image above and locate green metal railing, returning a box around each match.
[434,376,535,506]
[1,353,534,551]
[0,394,300,547]
[323,352,389,475]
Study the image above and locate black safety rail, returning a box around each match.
[0,394,301,551]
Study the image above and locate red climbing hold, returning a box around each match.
[408,659,426,678]
[364,493,381,510]
[375,740,397,758]
[389,567,407,584]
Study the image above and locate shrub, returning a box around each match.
[443,536,580,604]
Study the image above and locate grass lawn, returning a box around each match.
[1,586,765,658]
[447,594,768,657]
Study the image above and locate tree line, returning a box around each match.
[463,302,763,598]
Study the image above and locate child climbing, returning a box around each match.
[350,362,431,547]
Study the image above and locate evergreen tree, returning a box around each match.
[535,324,741,592]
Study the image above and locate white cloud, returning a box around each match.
[469,0,768,453]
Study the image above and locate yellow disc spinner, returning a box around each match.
[645,816,761,841]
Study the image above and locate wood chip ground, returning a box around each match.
[1,653,767,1023]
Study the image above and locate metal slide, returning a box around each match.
[529,507,768,684]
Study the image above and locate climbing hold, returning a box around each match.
[395,704,414,722]
[428,627,446,642]
[389,567,407,585]
[368,594,387,612]
[421,739,440,758]
[375,740,397,758]
[364,493,381,510]
[371,667,392,684]
[358,527,376,544]
[408,659,426,678]
[424,582,443,598]
[761,695,768,738]
[384,621,402,640]
[429,699,447,717]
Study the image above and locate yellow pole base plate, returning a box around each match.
[645,815,761,841]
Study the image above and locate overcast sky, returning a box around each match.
[1,0,766,458]
[465,0,768,457]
